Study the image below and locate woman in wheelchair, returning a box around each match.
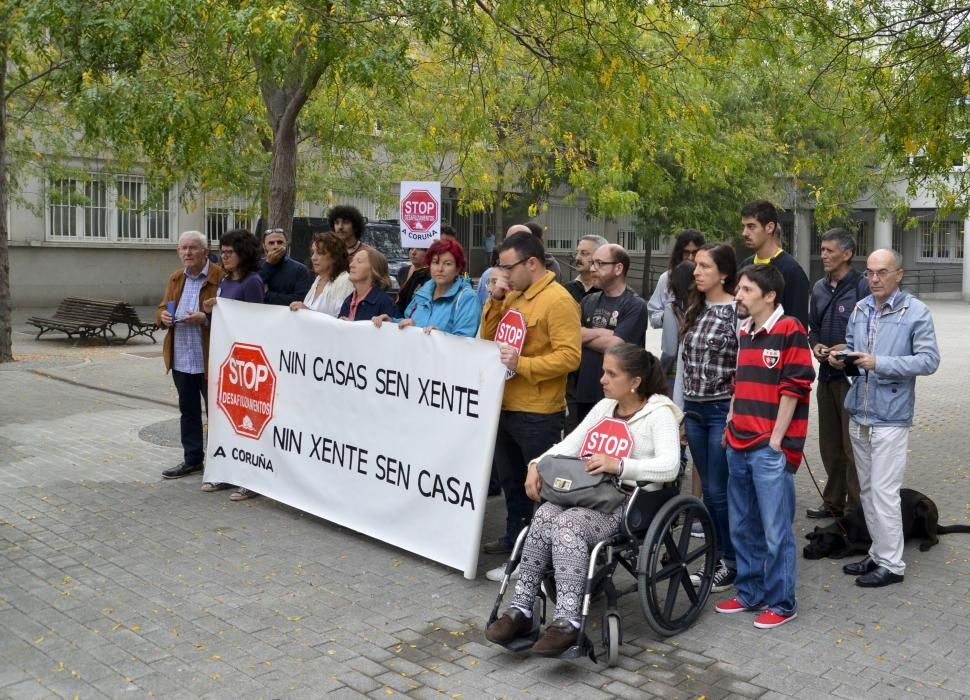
[486,343,682,655]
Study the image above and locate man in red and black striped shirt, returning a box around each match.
[715,264,815,629]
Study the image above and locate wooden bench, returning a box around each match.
[27,297,157,345]
[111,303,158,343]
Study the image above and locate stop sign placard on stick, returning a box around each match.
[583,418,634,460]
[217,342,277,440]
[400,180,441,248]
[494,309,527,380]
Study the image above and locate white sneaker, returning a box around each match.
[486,563,519,582]
[690,522,705,539]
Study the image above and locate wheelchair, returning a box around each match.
[485,480,717,666]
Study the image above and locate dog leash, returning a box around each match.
[800,454,849,538]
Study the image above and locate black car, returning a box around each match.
[362,219,410,291]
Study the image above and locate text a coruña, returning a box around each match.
[272,425,475,510]
[278,350,480,419]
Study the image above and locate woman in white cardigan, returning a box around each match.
[486,343,682,656]
[289,232,353,317]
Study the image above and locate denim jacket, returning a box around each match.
[844,290,940,426]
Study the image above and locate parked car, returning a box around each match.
[361,219,410,291]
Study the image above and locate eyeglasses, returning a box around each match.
[496,258,529,272]
[864,268,898,279]
[590,260,620,269]
[264,228,285,235]
[219,249,236,257]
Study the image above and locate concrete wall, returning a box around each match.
[9,243,182,307]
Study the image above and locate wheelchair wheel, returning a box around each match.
[603,613,621,667]
[637,495,716,637]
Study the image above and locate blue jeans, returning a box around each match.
[727,445,797,616]
[683,399,734,567]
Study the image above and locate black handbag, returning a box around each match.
[535,454,627,512]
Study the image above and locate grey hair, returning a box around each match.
[178,230,207,248]
[579,234,609,248]
[820,228,856,256]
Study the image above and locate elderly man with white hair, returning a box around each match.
[157,230,225,479]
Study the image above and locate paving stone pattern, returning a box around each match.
[1,302,969,698]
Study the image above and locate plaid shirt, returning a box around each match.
[865,288,900,352]
[681,301,738,400]
[172,262,209,374]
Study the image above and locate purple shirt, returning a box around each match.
[218,272,264,303]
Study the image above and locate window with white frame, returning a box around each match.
[204,196,256,244]
[47,173,173,242]
[544,204,606,252]
[918,220,963,261]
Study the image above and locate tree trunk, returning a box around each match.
[267,107,298,234]
[257,53,326,239]
[0,38,13,363]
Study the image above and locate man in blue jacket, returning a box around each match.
[806,228,870,520]
[830,248,940,588]
[259,228,313,305]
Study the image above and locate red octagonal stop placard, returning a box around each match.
[582,417,634,459]
[401,189,439,232]
[217,342,277,440]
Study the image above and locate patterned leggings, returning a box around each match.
[511,500,623,622]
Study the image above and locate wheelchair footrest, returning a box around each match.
[495,628,541,653]
[558,635,596,662]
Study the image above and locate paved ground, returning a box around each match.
[2,302,969,699]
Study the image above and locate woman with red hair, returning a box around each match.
[373,238,482,337]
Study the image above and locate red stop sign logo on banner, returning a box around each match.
[217,342,277,440]
[494,309,526,380]
[583,418,634,460]
[401,190,439,232]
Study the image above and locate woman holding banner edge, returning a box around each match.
[372,238,482,337]
[339,248,396,322]
[485,344,681,656]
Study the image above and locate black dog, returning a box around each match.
[803,488,970,559]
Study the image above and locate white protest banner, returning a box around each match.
[205,299,505,578]
[399,181,441,248]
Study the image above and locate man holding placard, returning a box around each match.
[480,231,581,555]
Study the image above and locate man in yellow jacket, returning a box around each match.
[481,230,581,554]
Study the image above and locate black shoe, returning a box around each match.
[843,556,878,576]
[806,504,843,519]
[483,537,513,555]
[162,462,203,479]
[856,566,904,588]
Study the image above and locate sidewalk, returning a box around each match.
[2,301,970,699]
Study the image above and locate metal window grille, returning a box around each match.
[49,178,79,237]
[116,178,143,239]
[83,180,108,238]
[918,220,963,261]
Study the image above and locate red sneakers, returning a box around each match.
[753,610,797,629]
[714,597,767,614]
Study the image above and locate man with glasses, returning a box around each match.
[574,244,649,423]
[564,235,608,305]
[480,231,581,558]
[259,227,313,305]
[831,248,940,588]
[157,231,225,479]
